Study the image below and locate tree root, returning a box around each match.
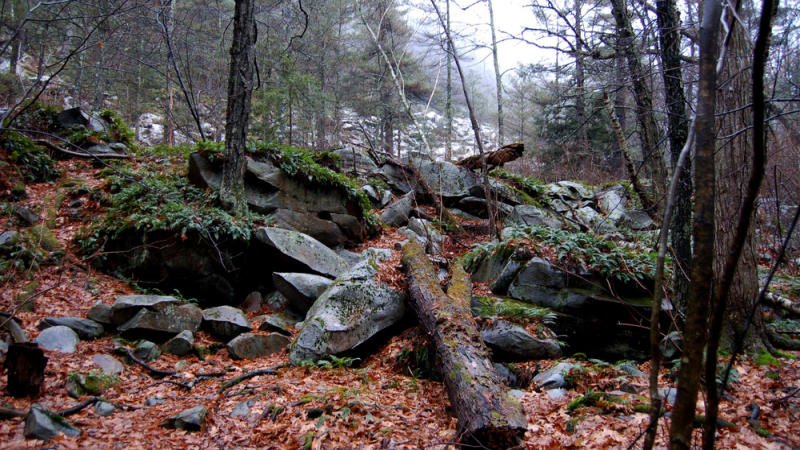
[218,365,285,394]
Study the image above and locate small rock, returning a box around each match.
[272,272,333,314]
[306,408,324,419]
[533,362,580,390]
[91,354,124,376]
[161,330,194,356]
[202,306,252,340]
[546,388,568,401]
[145,397,165,406]
[35,326,80,353]
[227,333,290,360]
[162,405,207,431]
[111,295,179,325]
[24,404,80,441]
[231,399,255,417]
[257,312,301,336]
[94,401,115,417]
[14,206,40,225]
[134,340,161,362]
[0,230,19,247]
[617,361,646,378]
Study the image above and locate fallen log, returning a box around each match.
[402,240,527,448]
[457,143,524,171]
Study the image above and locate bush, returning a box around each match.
[0,130,60,182]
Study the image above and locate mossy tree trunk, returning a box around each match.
[402,240,526,449]
[220,0,257,215]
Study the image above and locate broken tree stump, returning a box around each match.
[402,240,527,448]
[457,143,525,171]
[5,343,48,397]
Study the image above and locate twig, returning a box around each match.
[218,366,285,394]
[118,348,176,379]
[59,397,100,417]
[0,406,27,420]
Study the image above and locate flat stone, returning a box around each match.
[110,295,179,325]
[39,317,104,339]
[117,303,202,341]
[91,354,124,376]
[162,405,206,431]
[24,404,80,441]
[254,227,348,278]
[272,272,333,314]
[257,312,301,335]
[94,401,116,417]
[86,303,113,325]
[533,362,581,390]
[35,326,79,353]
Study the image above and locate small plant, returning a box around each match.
[99,109,135,147]
[0,130,60,182]
[472,296,556,324]
[67,370,119,396]
[396,344,437,379]
[754,351,780,367]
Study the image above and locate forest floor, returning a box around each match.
[1,158,799,449]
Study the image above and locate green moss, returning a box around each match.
[254,144,377,227]
[489,168,546,197]
[99,109,135,147]
[472,296,556,324]
[0,130,60,182]
[754,351,780,367]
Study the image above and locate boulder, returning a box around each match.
[380,192,415,227]
[227,332,290,359]
[546,181,593,200]
[202,306,252,340]
[161,330,194,356]
[162,406,207,431]
[379,160,417,194]
[254,227,348,278]
[56,107,90,129]
[596,185,627,225]
[39,317,104,340]
[35,326,79,353]
[622,210,656,230]
[135,113,165,147]
[270,208,357,247]
[24,404,80,441]
[415,160,481,200]
[117,303,202,341]
[289,257,406,363]
[506,205,563,229]
[490,259,525,295]
[272,272,333,314]
[110,295,179,325]
[333,146,379,177]
[507,257,566,301]
[240,291,264,314]
[481,320,562,360]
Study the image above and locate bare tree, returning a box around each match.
[220,0,257,215]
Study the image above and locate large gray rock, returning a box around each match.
[546,181,593,200]
[506,205,563,229]
[162,406,207,431]
[289,258,407,363]
[508,257,566,297]
[481,320,561,360]
[596,185,627,225]
[380,192,415,227]
[622,210,656,230]
[24,404,80,441]
[110,295,179,325]
[39,317,104,340]
[334,147,380,177]
[227,332,290,359]
[56,107,90,129]
[86,303,113,325]
[415,160,481,199]
[117,303,203,341]
[35,326,79,353]
[379,160,416,194]
[272,272,333,314]
[254,227,348,279]
[202,306,252,340]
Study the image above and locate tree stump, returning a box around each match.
[5,343,48,397]
[402,240,527,448]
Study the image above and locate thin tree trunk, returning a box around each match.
[667,1,723,448]
[656,0,692,316]
[573,0,588,157]
[487,0,503,146]
[610,0,667,208]
[220,0,257,215]
[445,0,453,160]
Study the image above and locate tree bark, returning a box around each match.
[5,343,47,398]
[487,0,503,146]
[220,0,257,215]
[656,0,692,315]
[668,1,723,448]
[401,240,527,449]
